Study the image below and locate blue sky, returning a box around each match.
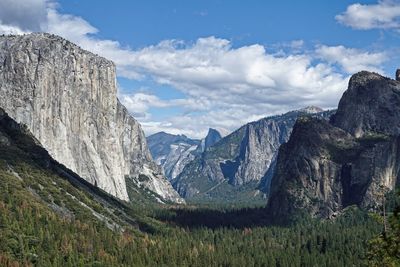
[1,0,399,138]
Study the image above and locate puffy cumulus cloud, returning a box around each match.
[315,45,387,74]
[119,38,348,104]
[0,1,389,138]
[118,39,389,137]
[117,37,386,137]
[336,0,400,30]
[118,92,164,120]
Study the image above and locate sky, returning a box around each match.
[0,0,399,138]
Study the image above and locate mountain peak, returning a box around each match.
[204,128,222,149]
[267,69,400,221]
[331,69,400,138]
[207,128,220,135]
[146,132,201,180]
[349,71,387,88]
[298,106,323,114]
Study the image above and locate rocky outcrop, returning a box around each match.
[331,71,400,137]
[200,128,222,152]
[173,108,333,202]
[268,71,400,220]
[0,33,182,203]
[147,132,200,180]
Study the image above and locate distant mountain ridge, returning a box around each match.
[172,107,334,204]
[199,128,223,152]
[147,132,201,180]
[147,128,222,180]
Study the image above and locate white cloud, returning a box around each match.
[116,38,347,101]
[0,0,48,31]
[0,22,29,35]
[336,0,400,30]
[315,45,387,74]
[45,9,98,40]
[0,1,389,138]
[114,39,386,137]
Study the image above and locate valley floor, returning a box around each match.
[0,117,395,266]
[0,168,386,267]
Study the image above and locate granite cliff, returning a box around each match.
[0,33,182,203]
[268,71,400,220]
[198,128,223,152]
[147,132,201,180]
[147,128,222,181]
[173,108,332,204]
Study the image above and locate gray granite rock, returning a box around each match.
[268,71,400,220]
[0,33,183,203]
[173,108,332,201]
[331,71,400,137]
[147,132,200,180]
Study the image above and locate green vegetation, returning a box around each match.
[367,190,400,267]
[0,131,385,266]
[0,111,396,267]
[0,168,383,267]
[137,174,150,182]
[357,131,391,146]
[187,180,266,207]
[326,131,391,164]
[205,128,245,159]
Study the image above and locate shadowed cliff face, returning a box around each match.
[0,33,183,203]
[203,128,222,151]
[268,71,400,220]
[172,109,333,203]
[331,71,400,138]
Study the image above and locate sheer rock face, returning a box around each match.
[173,109,332,200]
[201,128,222,152]
[331,71,400,137]
[173,116,294,199]
[268,71,400,220]
[0,33,182,203]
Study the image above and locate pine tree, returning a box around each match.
[367,191,400,267]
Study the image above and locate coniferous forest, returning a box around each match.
[0,100,399,266]
[0,148,398,266]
